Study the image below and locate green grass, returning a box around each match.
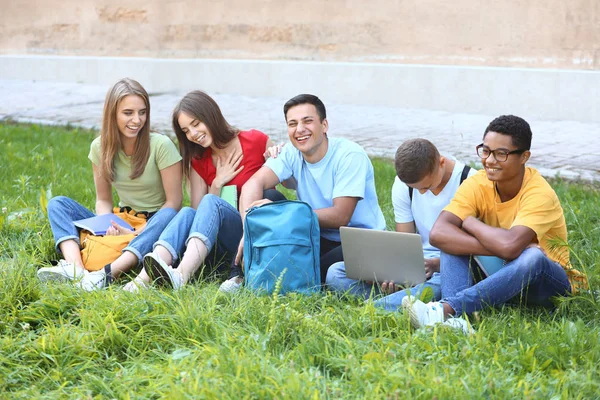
[1,122,600,398]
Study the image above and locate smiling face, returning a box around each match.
[285,103,328,162]
[178,111,213,148]
[116,95,147,140]
[481,131,530,183]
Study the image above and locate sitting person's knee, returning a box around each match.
[325,262,345,286]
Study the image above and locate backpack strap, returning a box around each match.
[460,165,471,184]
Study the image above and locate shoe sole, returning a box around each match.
[402,297,424,329]
[219,281,242,294]
[406,305,424,329]
[37,270,73,283]
[144,254,175,289]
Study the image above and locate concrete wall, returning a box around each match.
[2,0,599,69]
[1,0,599,122]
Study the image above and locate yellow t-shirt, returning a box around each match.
[444,167,587,292]
[88,133,182,213]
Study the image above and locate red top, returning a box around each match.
[191,129,268,195]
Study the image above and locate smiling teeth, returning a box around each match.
[296,135,310,142]
[487,168,500,172]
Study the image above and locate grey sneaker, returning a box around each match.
[78,269,109,291]
[144,253,183,290]
[37,260,86,283]
[219,276,244,293]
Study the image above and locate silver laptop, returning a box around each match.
[340,226,426,286]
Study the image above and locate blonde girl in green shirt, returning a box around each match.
[37,78,183,290]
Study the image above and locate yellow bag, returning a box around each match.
[79,211,148,272]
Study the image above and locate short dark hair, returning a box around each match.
[283,94,327,122]
[394,139,440,184]
[483,115,532,150]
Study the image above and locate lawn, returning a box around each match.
[0,122,599,399]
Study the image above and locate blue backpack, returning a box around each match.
[243,200,320,295]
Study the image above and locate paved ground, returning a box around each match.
[1,79,599,181]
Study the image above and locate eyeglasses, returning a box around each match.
[476,144,526,162]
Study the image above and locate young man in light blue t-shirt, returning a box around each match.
[230,94,386,287]
[326,138,475,310]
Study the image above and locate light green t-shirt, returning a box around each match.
[88,133,182,212]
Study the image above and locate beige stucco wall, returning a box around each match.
[2,0,599,70]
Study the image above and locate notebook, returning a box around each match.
[340,226,426,286]
[73,213,134,236]
[220,185,238,209]
[473,255,506,277]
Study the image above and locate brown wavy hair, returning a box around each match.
[99,78,151,181]
[172,91,238,178]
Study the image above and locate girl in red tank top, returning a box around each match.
[124,91,285,292]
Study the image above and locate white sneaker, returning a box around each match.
[219,276,244,293]
[443,317,475,335]
[78,269,109,292]
[144,253,183,290]
[122,278,149,293]
[401,296,445,329]
[37,260,86,283]
[402,296,475,335]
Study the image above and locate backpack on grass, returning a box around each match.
[243,200,320,295]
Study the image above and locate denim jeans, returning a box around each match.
[47,195,177,262]
[154,194,242,270]
[440,248,572,315]
[325,261,442,311]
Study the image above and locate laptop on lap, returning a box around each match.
[340,226,426,286]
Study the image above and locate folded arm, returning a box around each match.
[461,216,536,261]
[429,211,494,256]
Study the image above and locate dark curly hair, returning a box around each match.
[483,115,532,150]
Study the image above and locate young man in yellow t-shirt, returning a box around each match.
[402,115,588,334]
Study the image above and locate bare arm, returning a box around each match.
[462,216,537,260]
[396,221,416,233]
[189,168,209,209]
[235,166,281,264]
[429,211,494,256]
[159,161,183,211]
[239,166,281,216]
[315,196,360,229]
[92,164,114,215]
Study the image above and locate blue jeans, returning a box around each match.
[440,248,572,315]
[154,194,242,269]
[325,261,442,311]
[47,195,177,262]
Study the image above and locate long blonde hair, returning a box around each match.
[100,78,151,181]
